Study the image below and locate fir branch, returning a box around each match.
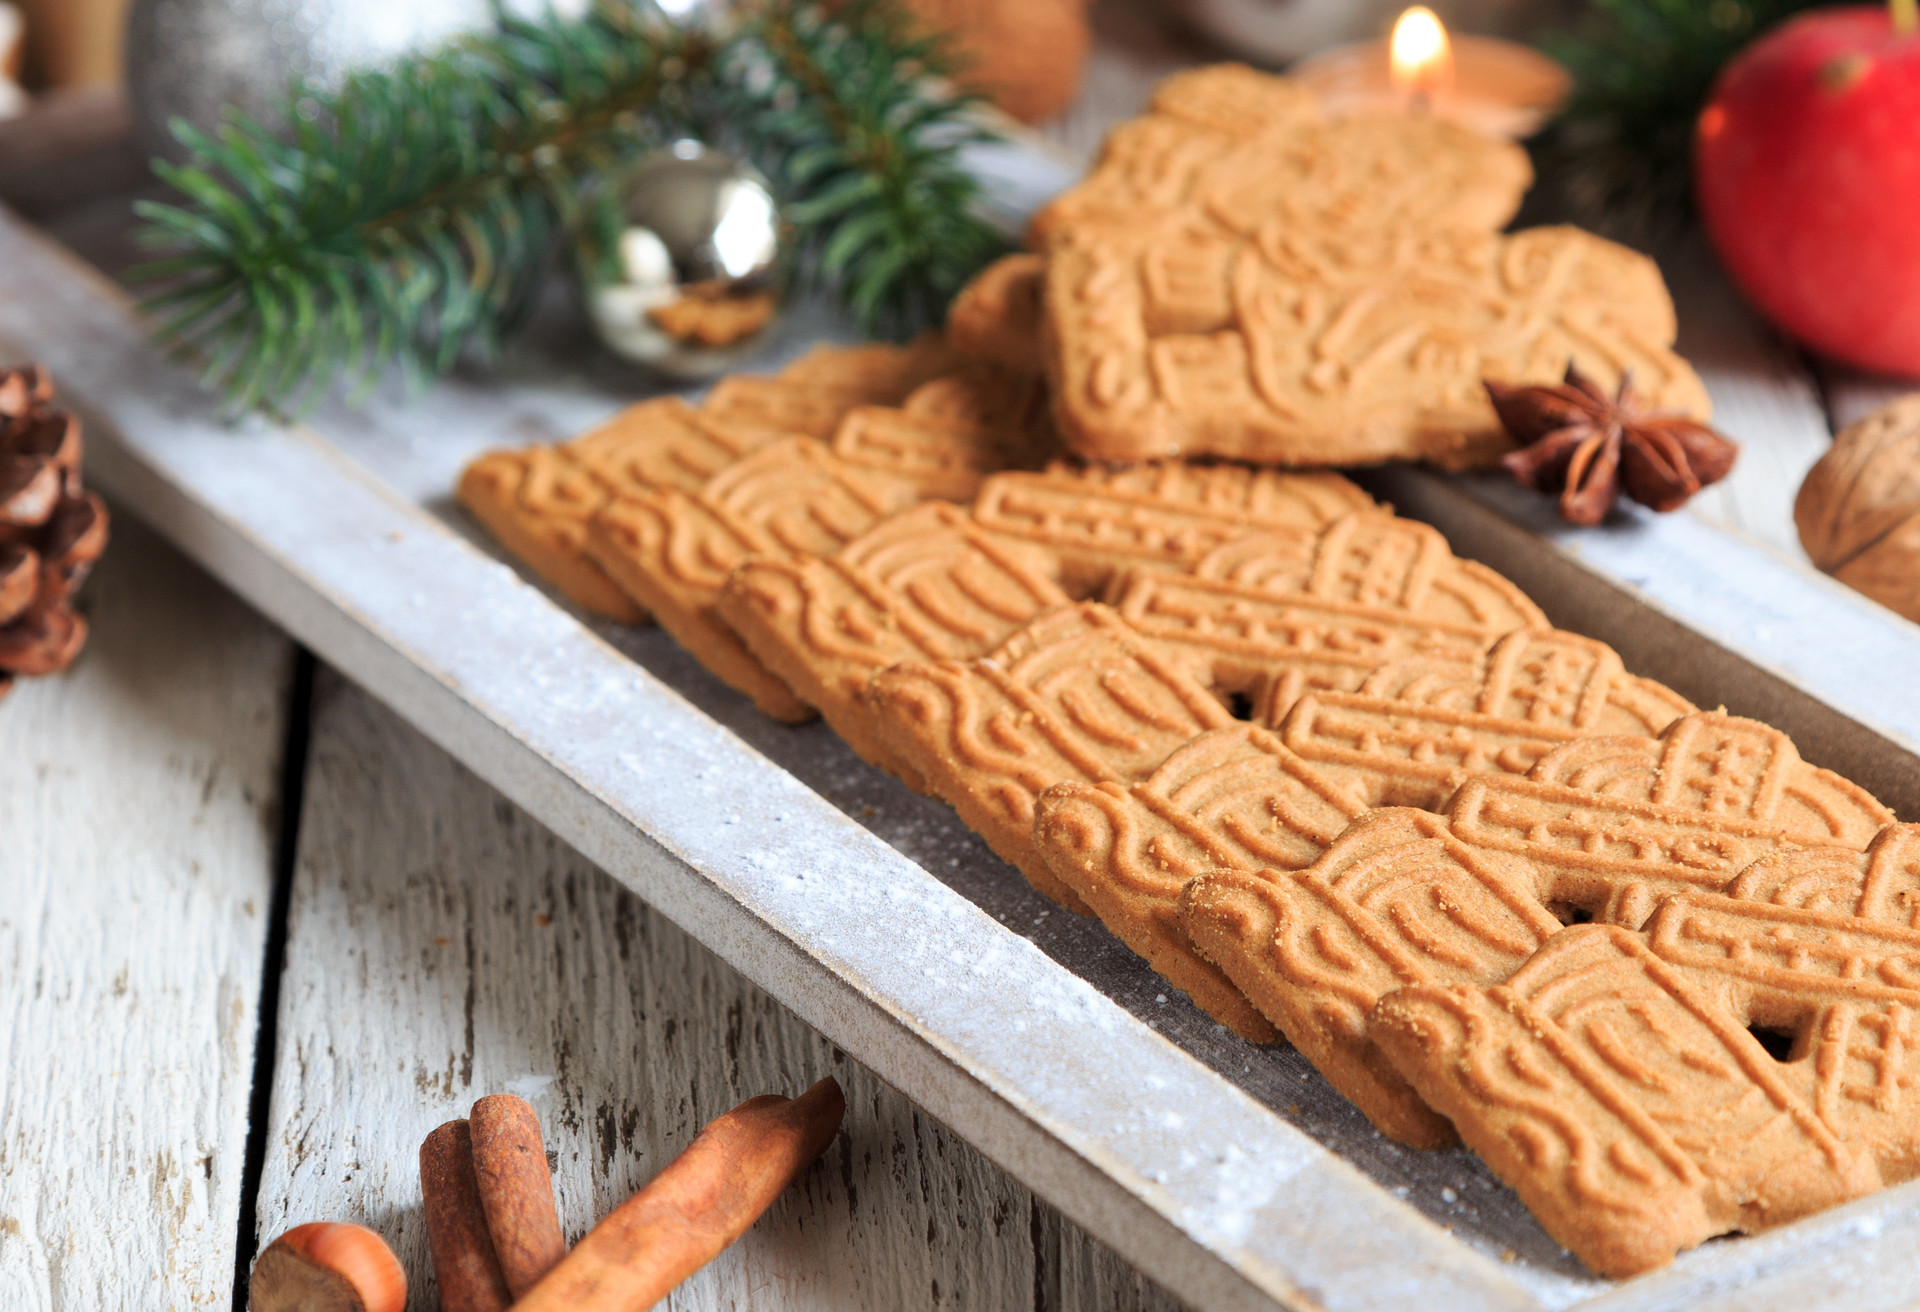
[726,1,1012,336]
[133,0,1006,411]
[1532,0,1821,235]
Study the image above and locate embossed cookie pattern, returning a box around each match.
[1029,65,1530,247]
[1180,711,1896,1148]
[588,437,922,720]
[1113,512,1547,722]
[1046,223,1712,468]
[869,603,1237,909]
[1373,890,1920,1275]
[457,397,777,622]
[719,501,1073,783]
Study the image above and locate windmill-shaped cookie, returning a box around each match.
[1373,874,1920,1276]
[1180,711,1895,1148]
[721,463,1373,785]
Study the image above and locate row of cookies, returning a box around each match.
[458,334,1060,718]
[459,333,1920,1275]
[952,62,1712,471]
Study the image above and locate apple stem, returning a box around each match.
[1896,0,1918,36]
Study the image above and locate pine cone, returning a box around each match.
[0,365,109,699]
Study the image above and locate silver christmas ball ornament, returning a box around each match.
[582,142,788,381]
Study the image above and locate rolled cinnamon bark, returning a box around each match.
[419,1119,514,1312]
[469,1094,567,1297]
[511,1077,845,1312]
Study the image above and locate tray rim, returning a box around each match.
[10,204,1920,1312]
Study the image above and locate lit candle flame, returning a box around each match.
[1389,6,1454,105]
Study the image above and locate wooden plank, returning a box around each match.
[0,513,293,1310]
[255,668,1190,1310]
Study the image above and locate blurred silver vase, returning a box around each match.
[123,0,504,160]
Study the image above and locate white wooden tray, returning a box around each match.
[7,195,1920,1311]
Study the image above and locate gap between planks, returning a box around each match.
[0,512,294,1311]
[252,667,1190,1312]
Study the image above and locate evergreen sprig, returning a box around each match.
[730,2,1010,335]
[1533,0,1822,235]
[132,0,1006,412]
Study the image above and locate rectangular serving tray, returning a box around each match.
[7,193,1920,1311]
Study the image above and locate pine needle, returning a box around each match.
[132,0,1007,412]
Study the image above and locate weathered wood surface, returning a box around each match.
[256,669,1187,1311]
[0,514,292,1311]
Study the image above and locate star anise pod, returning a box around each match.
[1486,365,1738,527]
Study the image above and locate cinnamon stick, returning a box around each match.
[470,1094,566,1297]
[510,1077,845,1312]
[419,1119,513,1312]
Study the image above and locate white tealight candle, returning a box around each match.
[1291,6,1571,140]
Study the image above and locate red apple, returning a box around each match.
[1695,5,1920,376]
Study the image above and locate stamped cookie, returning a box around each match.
[1113,512,1546,721]
[971,462,1373,594]
[1028,66,1529,247]
[948,253,1047,373]
[1180,710,1896,1146]
[1372,892,1920,1275]
[718,501,1073,781]
[457,397,776,623]
[1034,627,1681,1037]
[868,603,1237,909]
[772,333,965,396]
[720,462,1366,789]
[1277,626,1695,809]
[587,438,922,720]
[828,401,1052,503]
[1045,222,1712,468]
[1036,725,1366,1041]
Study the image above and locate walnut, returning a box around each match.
[1796,395,1920,623]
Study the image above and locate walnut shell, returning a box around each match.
[1796,394,1920,622]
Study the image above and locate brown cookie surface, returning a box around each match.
[1045,223,1710,468]
[868,603,1237,909]
[588,437,922,720]
[457,397,773,623]
[948,253,1047,373]
[1372,889,1920,1276]
[1180,710,1895,1148]
[719,501,1073,781]
[1029,66,1529,247]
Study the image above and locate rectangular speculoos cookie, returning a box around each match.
[1372,880,1920,1276]
[1028,65,1531,246]
[720,461,1372,793]
[458,341,941,622]
[971,461,1374,594]
[947,253,1047,374]
[718,501,1073,783]
[868,603,1238,911]
[1044,223,1712,469]
[1179,710,1897,1150]
[1110,511,1546,722]
[588,438,923,720]
[457,397,774,623]
[1033,626,1678,1040]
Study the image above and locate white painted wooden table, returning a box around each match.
[5,6,1919,1310]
